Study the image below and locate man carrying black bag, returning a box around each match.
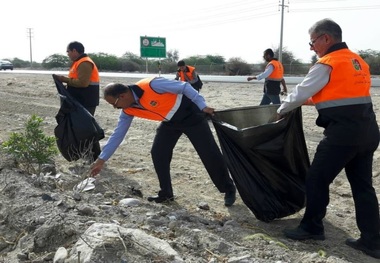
[53,41,102,162]
[53,75,104,162]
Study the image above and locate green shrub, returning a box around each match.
[1,114,58,174]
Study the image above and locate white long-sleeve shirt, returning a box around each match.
[256,64,274,81]
[277,63,331,115]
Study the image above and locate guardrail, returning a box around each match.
[5,70,380,87]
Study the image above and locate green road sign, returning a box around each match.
[140,36,166,58]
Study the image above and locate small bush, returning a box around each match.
[1,114,58,174]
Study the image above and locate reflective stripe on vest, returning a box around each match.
[312,48,371,110]
[267,60,284,81]
[124,78,183,121]
[315,96,372,110]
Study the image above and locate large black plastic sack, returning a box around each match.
[53,75,104,162]
[212,105,310,222]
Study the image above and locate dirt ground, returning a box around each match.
[0,72,380,262]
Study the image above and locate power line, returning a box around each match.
[152,1,380,34]
[135,0,380,61]
[149,2,279,32]
[291,5,380,12]
[293,0,352,3]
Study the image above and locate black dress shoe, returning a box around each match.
[283,227,325,241]
[147,195,174,203]
[224,187,236,207]
[346,238,380,259]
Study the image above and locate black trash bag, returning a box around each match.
[212,105,310,222]
[53,75,104,162]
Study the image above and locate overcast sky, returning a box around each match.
[1,0,380,64]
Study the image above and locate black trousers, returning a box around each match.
[151,118,235,197]
[300,137,380,244]
[85,106,101,162]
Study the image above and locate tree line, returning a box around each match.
[4,48,380,76]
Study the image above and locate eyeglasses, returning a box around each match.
[309,34,325,47]
[113,97,119,108]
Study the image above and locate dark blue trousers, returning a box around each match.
[151,118,235,197]
[300,137,380,245]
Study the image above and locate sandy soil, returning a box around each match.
[0,72,380,262]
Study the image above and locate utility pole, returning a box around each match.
[278,0,288,63]
[27,28,33,68]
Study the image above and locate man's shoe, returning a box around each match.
[345,238,380,259]
[224,187,236,207]
[147,195,174,203]
[283,227,325,241]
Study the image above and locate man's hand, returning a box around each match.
[247,76,256,81]
[53,74,68,83]
[276,112,290,121]
[90,159,106,177]
[202,106,215,116]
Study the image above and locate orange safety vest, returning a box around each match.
[124,78,183,121]
[68,56,100,85]
[266,60,284,81]
[178,66,196,82]
[312,49,371,110]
